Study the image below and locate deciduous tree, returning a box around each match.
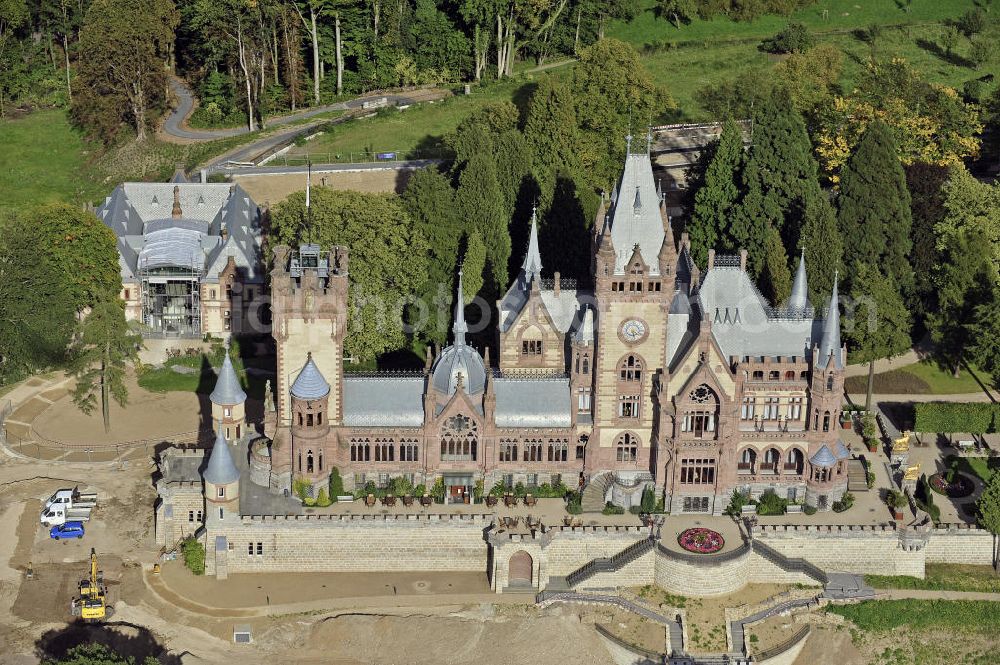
[72,0,178,142]
[976,471,1000,572]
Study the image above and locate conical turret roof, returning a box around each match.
[788,250,809,312]
[210,346,247,406]
[291,353,330,400]
[521,208,543,281]
[204,424,240,485]
[818,274,843,369]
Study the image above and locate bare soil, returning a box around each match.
[232,168,414,204]
[792,625,864,665]
[596,607,665,653]
[685,584,794,653]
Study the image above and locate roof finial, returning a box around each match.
[646,126,653,153]
[171,185,183,219]
[453,270,468,345]
[625,133,633,155]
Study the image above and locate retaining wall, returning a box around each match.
[924,526,995,566]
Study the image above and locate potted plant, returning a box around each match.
[887,490,907,520]
[840,410,853,430]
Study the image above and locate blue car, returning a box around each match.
[49,522,85,540]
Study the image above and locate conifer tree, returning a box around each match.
[761,227,792,305]
[523,76,582,202]
[460,230,487,306]
[687,119,744,266]
[457,152,510,293]
[799,189,842,306]
[837,120,913,293]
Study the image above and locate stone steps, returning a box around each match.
[847,459,869,492]
[580,471,613,512]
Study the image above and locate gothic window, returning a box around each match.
[523,440,542,462]
[306,450,314,474]
[785,370,796,380]
[827,374,835,390]
[306,413,314,426]
[298,451,302,472]
[619,355,643,382]
[752,370,764,381]
[762,397,780,420]
[577,388,592,412]
[500,441,518,462]
[822,411,831,432]
[741,396,756,420]
[350,440,371,462]
[763,448,780,473]
[317,412,323,425]
[318,449,323,472]
[375,441,394,462]
[522,340,542,355]
[400,441,419,462]
[768,371,780,381]
[547,440,568,462]
[785,448,804,474]
[582,358,589,374]
[615,433,638,462]
[440,415,478,461]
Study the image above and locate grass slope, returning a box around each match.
[865,564,1000,594]
[827,599,1000,632]
[844,360,995,395]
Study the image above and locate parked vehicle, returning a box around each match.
[40,488,98,526]
[44,488,97,511]
[50,522,85,540]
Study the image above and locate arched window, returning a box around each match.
[738,448,757,474]
[681,385,719,438]
[785,448,804,474]
[318,449,323,472]
[306,413,314,426]
[297,412,303,426]
[822,411,831,432]
[298,451,302,472]
[784,370,795,380]
[306,450,314,474]
[582,358,589,374]
[827,374,834,390]
[763,448,780,473]
[440,414,477,461]
[615,432,638,462]
[620,355,643,382]
[317,412,323,425]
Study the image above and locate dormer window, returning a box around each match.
[522,340,542,355]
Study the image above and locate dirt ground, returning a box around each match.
[232,168,415,204]
[595,607,666,653]
[29,375,204,446]
[792,624,865,665]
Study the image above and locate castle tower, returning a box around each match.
[571,307,595,427]
[811,274,845,433]
[290,352,332,494]
[589,140,676,478]
[210,343,247,442]
[204,423,241,524]
[270,243,348,491]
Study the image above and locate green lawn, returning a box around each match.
[0,109,106,211]
[845,359,995,395]
[826,599,1000,632]
[611,0,997,119]
[865,564,1000,594]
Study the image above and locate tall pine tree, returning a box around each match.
[457,152,510,294]
[837,120,913,293]
[687,119,744,266]
[761,226,792,304]
[799,188,842,306]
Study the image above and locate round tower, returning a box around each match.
[210,343,247,442]
[290,352,331,495]
[204,424,241,524]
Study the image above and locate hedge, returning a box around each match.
[913,402,1000,434]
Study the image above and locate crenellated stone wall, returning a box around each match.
[924,525,995,566]
[754,524,924,577]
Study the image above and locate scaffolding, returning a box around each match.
[139,258,202,336]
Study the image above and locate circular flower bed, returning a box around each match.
[930,472,975,498]
[677,527,725,554]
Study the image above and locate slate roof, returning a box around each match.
[809,445,838,468]
[204,426,240,485]
[605,150,665,275]
[432,271,488,395]
[341,376,425,427]
[833,440,851,459]
[818,277,844,369]
[210,351,247,406]
[494,377,572,428]
[696,261,816,360]
[97,182,263,283]
[291,355,330,400]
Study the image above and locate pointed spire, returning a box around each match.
[204,421,240,485]
[576,307,595,344]
[522,207,543,280]
[171,185,183,219]
[646,127,653,153]
[291,352,330,400]
[210,342,247,406]
[453,270,468,345]
[818,272,842,368]
[789,249,809,312]
[625,133,633,155]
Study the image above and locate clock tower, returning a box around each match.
[589,140,677,479]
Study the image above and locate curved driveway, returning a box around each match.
[162,76,437,142]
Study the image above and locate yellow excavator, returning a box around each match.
[71,548,109,621]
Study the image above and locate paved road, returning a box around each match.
[217,159,442,177]
[880,589,1000,601]
[162,76,433,143]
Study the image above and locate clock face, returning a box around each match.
[621,319,647,343]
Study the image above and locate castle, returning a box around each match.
[240,144,847,514]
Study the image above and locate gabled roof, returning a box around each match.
[494,376,572,427]
[342,376,424,427]
[204,425,240,485]
[291,354,330,400]
[210,349,246,406]
[605,148,665,276]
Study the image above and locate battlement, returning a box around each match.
[756,523,897,534]
[239,512,492,524]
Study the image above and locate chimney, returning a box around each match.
[707,249,715,269]
[171,185,183,219]
[739,249,748,272]
[554,271,561,296]
[200,169,207,183]
[680,232,690,251]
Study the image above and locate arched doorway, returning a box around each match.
[508,550,533,587]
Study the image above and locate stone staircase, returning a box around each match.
[752,540,829,585]
[580,471,614,512]
[847,459,869,492]
[565,537,656,588]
